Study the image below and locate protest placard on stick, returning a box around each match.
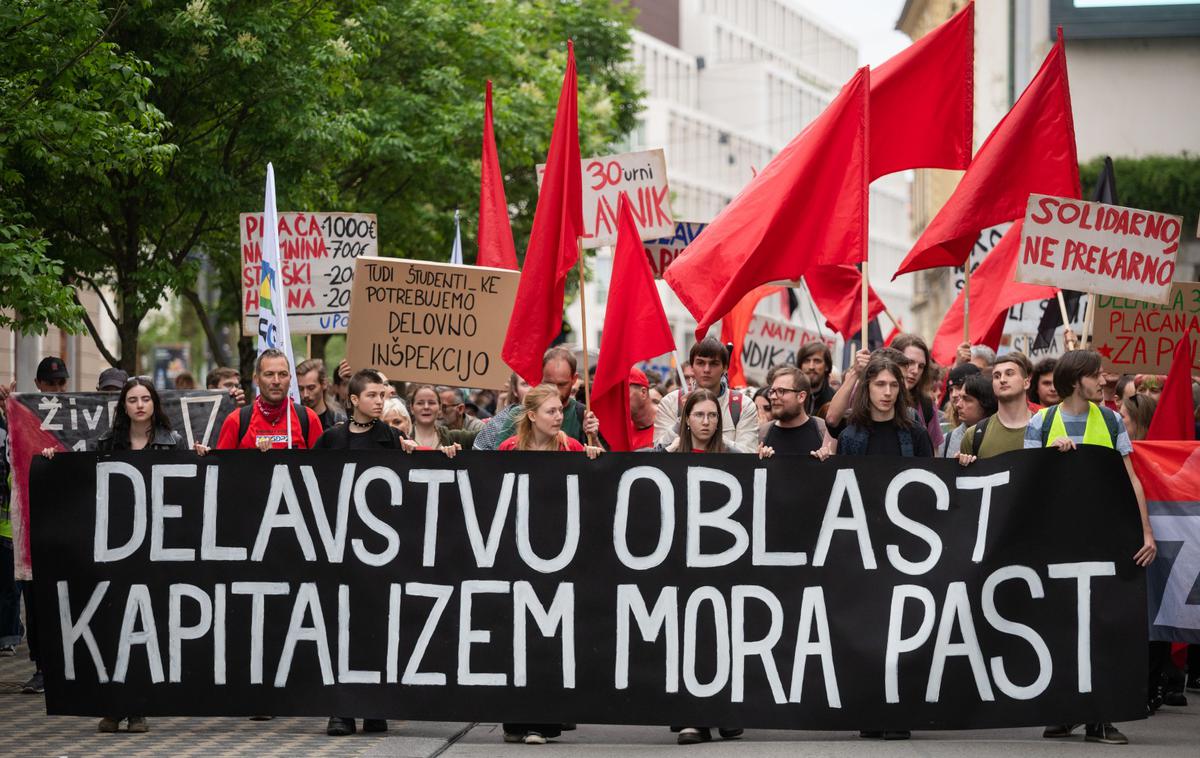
[537,148,674,248]
[740,315,836,385]
[1014,194,1181,303]
[345,256,519,387]
[1091,281,1200,374]
[643,221,706,278]
[241,212,378,335]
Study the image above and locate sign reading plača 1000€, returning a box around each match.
[1015,195,1182,303]
[345,256,519,387]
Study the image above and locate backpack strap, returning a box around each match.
[294,402,310,442]
[972,416,991,457]
[1040,405,1058,447]
[237,404,253,445]
[1099,404,1121,447]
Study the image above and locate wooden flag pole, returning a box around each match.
[860,263,870,352]
[1079,289,1096,349]
[1056,291,1076,350]
[306,334,313,359]
[962,265,971,344]
[575,239,597,446]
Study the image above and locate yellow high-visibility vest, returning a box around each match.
[1043,402,1114,449]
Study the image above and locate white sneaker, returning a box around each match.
[523,732,547,745]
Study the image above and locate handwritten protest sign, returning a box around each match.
[241,212,378,334]
[1015,195,1182,303]
[345,257,519,387]
[741,315,836,385]
[644,221,706,278]
[537,149,674,248]
[1092,281,1200,374]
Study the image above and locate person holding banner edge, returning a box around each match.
[209,349,323,452]
[1023,349,1155,745]
[41,376,191,733]
[653,337,758,451]
[474,348,599,451]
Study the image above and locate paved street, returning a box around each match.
[5,642,1197,757]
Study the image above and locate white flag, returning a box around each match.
[256,163,300,404]
[450,209,464,265]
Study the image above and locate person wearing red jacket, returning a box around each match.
[214,349,322,450]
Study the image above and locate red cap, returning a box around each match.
[628,367,649,387]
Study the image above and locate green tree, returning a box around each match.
[1080,154,1200,234]
[0,0,170,335]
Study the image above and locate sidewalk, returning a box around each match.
[1,642,471,758]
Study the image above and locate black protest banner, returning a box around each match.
[7,390,236,579]
[32,448,1147,730]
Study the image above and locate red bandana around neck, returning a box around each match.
[255,395,288,426]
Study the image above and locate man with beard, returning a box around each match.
[796,342,835,417]
[760,366,833,459]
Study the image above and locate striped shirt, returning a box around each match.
[1023,406,1132,456]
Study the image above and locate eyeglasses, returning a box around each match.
[766,387,800,397]
[689,411,719,421]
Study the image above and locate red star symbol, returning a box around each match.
[1096,343,1114,359]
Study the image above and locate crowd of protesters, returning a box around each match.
[1,329,1198,745]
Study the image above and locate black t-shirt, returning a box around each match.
[806,382,835,416]
[865,417,934,457]
[763,418,823,456]
[318,406,346,431]
[346,429,381,449]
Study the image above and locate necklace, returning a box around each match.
[350,418,375,430]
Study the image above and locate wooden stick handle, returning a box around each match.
[962,264,971,344]
[1056,291,1075,351]
[575,241,597,447]
[860,262,870,350]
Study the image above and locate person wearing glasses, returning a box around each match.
[760,367,834,459]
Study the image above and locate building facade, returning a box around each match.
[570,0,916,368]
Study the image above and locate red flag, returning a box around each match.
[501,42,582,385]
[804,264,886,338]
[592,196,676,452]
[870,2,973,180]
[720,285,783,388]
[478,80,518,270]
[1147,330,1197,441]
[665,67,870,340]
[894,32,1080,278]
[930,220,1057,365]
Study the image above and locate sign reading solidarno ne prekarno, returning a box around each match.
[32,449,1146,729]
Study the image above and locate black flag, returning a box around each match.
[1033,157,1118,349]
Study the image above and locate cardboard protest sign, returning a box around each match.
[644,221,706,278]
[740,315,836,385]
[4,390,235,580]
[537,149,674,248]
[1091,281,1200,374]
[33,447,1146,728]
[345,257,519,387]
[1015,194,1182,303]
[241,212,378,334]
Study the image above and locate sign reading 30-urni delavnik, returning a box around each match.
[31,448,1147,729]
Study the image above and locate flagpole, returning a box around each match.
[860,263,870,352]
[963,265,971,344]
[1079,289,1095,349]
[1056,291,1076,350]
[575,239,597,446]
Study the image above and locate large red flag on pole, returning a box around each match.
[894,31,1080,278]
[665,67,870,340]
[478,80,518,270]
[1146,331,1197,441]
[804,265,887,338]
[592,196,677,452]
[501,42,582,385]
[929,219,1058,365]
[870,2,973,180]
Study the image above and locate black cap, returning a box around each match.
[947,362,981,388]
[97,367,129,391]
[36,356,69,382]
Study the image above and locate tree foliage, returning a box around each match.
[1080,154,1200,234]
[3,0,640,372]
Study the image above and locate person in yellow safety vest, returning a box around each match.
[1023,349,1156,747]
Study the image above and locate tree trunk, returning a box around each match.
[181,286,232,368]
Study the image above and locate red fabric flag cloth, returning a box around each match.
[894,32,1080,278]
[720,285,784,388]
[930,220,1057,365]
[1147,330,1197,441]
[592,196,677,452]
[870,2,973,180]
[665,67,870,340]
[4,398,69,577]
[478,80,518,270]
[501,42,582,384]
[804,264,886,338]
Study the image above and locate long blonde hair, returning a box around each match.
[514,384,567,450]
